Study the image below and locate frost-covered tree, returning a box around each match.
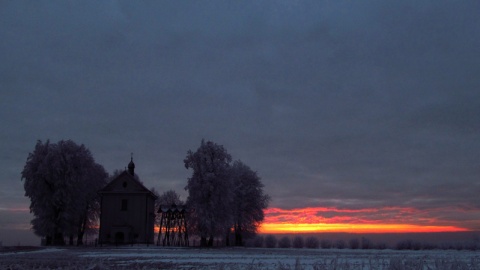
[21,140,108,245]
[157,189,184,206]
[229,160,270,246]
[184,139,233,246]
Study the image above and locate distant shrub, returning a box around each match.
[395,240,409,250]
[375,242,388,250]
[320,239,332,249]
[278,236,291,248]
[439,242,455,250]
[361,237,372,249]
[292,236,304,248]
[421,242,437,250]
[454,242,465,251]
[305,237,319,249]
[412,241,422,250]
[349,238,359,249]
[335,239,346,249]
[252,235,264,248]
[265,235,277,248]
[464,241,478,251]
[396,239,423,250]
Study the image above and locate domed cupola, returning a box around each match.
[128,154,135,176]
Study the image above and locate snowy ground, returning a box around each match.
[1,246,479,269]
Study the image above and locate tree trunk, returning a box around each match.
[54,232,65,245]
[200,237,207,247]
[46,235,52,246]
[53,208,65,245]
[69,234,74,245]
[208,236,214,247]
[225,229,230,246]
[76,215,87,246]
[77,231,84,246]
[235,224,243,246]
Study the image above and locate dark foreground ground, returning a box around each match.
[1,245,479,269]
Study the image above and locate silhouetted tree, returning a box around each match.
[335,239,346,249]
[230,160,270,246]
[21,140,107,245]
[156,189,183,206]
[184,140,233,246]
[253,235,264,247]
[349,238,360,249]
[305,236,319,249]
[320,239,332,249]
[293,236,304,248]
[361,237,372,249]
[265,235,277,248]
[278,236,291,248]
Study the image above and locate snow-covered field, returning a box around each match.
[1,246,479,269]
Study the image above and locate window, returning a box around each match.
[121,199,128,211]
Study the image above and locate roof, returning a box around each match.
[99,170,157,199]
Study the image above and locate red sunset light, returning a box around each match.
[259,207,470,234]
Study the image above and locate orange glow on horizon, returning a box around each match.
[259,206,472,234]
[259,223,469,234]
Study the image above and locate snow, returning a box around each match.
[1,246,479,269]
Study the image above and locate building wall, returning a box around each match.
[100,194,154,244]
[98,172,156,245]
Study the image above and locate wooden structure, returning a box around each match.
[157,204,189,246]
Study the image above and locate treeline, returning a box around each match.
[244,235,480,251]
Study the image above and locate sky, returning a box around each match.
[1,1,480,246]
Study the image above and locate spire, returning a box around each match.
[128,153,135,176]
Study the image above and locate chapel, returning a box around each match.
[98,158,157,245]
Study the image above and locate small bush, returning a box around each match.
[335,239,346,249]
[349,238,359,249]
[278,236,291,248]
[376,242,388,250]
[252,235,264,247]
[305,236,319,249]
[361,237,372,249]
[320,239,332,249]
[265,235,277,248]
[396,239,422,250]
[293,236,304,248]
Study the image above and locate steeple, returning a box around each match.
[128,153,135,176]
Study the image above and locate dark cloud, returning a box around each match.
[1,1,480,244]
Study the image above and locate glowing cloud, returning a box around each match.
[260,207,470,233]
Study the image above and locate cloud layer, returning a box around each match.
[1,1,480,243]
